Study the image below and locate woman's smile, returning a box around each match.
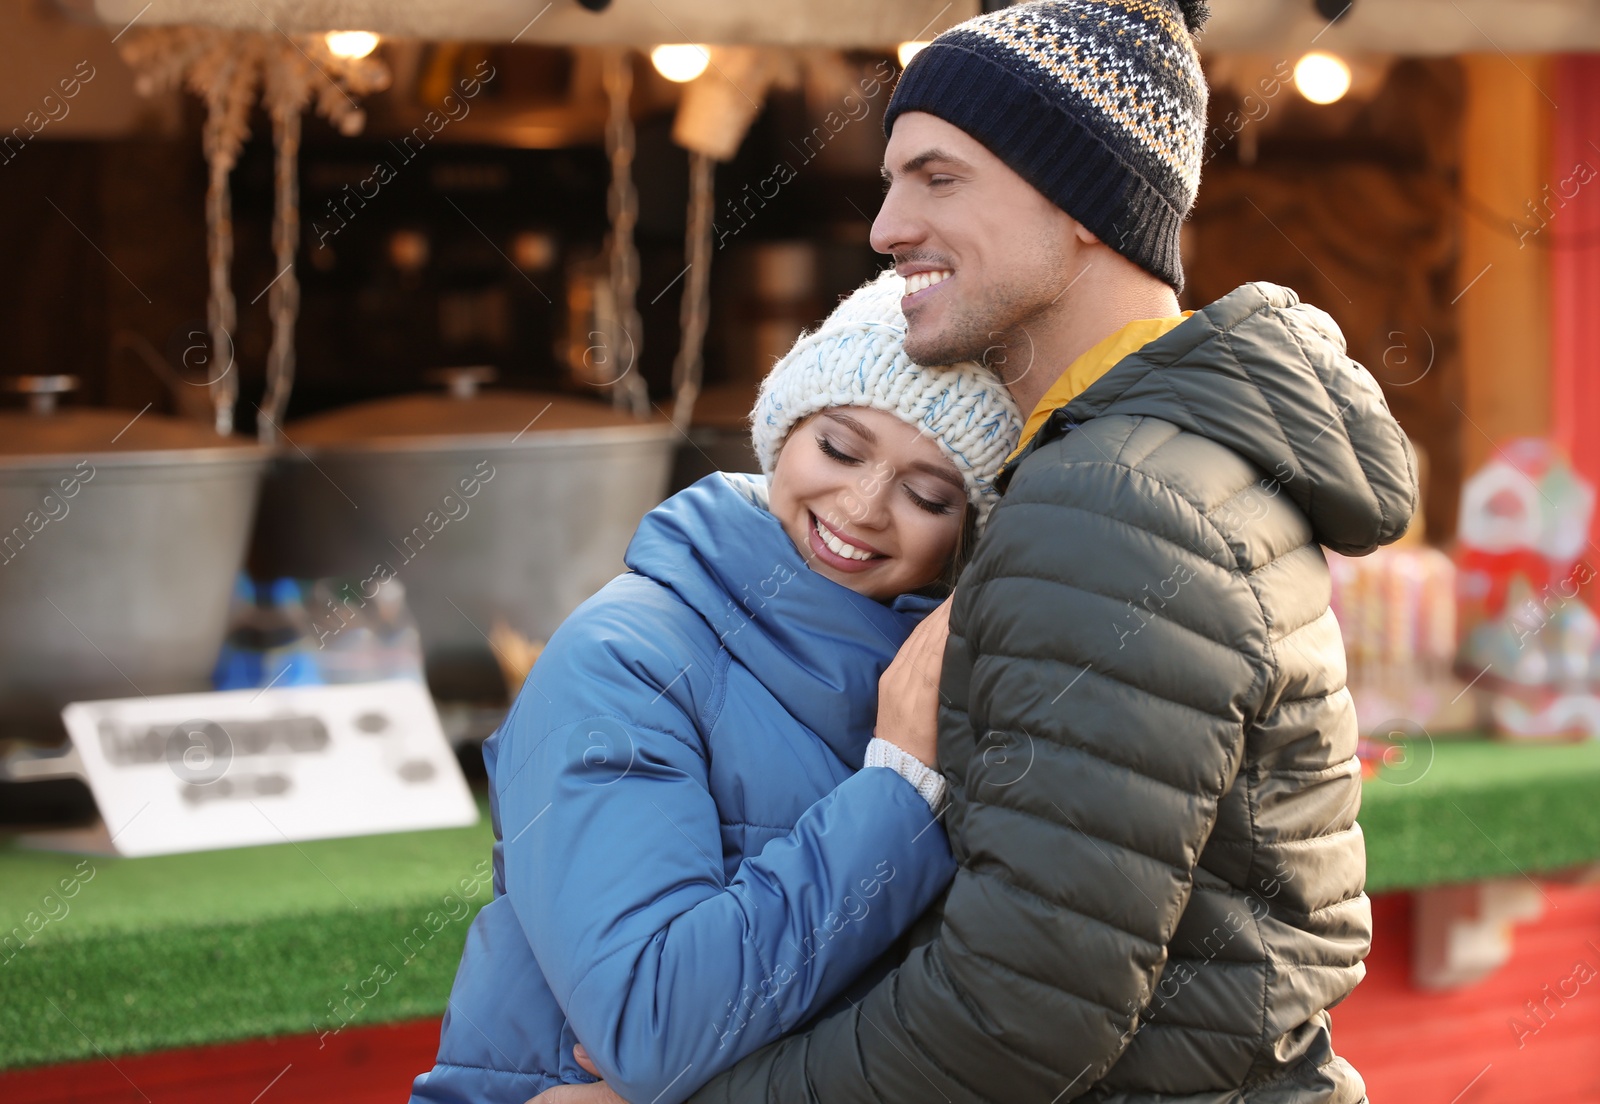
[808,511,887,571]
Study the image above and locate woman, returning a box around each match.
[409,270,1022,1104]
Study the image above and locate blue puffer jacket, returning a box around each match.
[409,472,957,1104]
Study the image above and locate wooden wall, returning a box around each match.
[1186,58,1467,541]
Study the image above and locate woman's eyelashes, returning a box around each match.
[816,434,861,465]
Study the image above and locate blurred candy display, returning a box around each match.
[1455,438,1600,740]
[1327,543,1462,740]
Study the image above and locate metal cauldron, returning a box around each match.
[249,368,677,701]
[0,375,269,744]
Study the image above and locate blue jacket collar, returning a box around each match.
[624,473,938,762]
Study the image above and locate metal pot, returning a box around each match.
[250,368,677,701]
[0,375,270,744]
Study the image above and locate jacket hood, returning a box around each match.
[623,473,939,761]
[1008,282,1418,555]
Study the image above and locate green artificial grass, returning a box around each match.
[3,739,1600,1070]
[0,794,496,1070]
[1358,736,1600,893]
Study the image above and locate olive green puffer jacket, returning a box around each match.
[687,283,1418,1104]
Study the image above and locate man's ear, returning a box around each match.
[1071,216,1102,247]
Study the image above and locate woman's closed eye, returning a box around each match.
[904,484,956,516]
[819,432,953,515]
[817,435,861,465]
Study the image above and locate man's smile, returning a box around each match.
[898,267,954,310]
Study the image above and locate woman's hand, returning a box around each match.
[873,596,952,767]
[526,1046,625,1104]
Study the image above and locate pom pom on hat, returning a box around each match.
[1173,0,1211,33]
[749,269,1022,527]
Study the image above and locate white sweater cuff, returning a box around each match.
[863,737,947,812]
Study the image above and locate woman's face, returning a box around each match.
[768,407,969,601]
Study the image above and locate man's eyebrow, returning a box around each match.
[880,148,972,182]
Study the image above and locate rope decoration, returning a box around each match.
[117,28,389,437]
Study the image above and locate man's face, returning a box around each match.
[872,111,1086,379]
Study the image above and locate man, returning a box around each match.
[547,1,1416,1100]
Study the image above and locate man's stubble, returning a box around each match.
[901,235,1075,393]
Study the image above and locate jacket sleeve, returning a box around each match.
[685,456,1271,1104]
[494,590,956,1104]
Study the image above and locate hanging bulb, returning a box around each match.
[325,31,379,60]
[1294,51,1352,104]
[651,44,710,83]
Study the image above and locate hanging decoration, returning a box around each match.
[600,48,650,419]
[669,150,713,434]
[116,28,390,439]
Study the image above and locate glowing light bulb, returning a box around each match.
[897,41,929,68]
[1294,51,1352,104]
[325,30,379,60]
[651,44,710,83]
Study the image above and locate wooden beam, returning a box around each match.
[1204,0,1600,55]
[91,0,977,47]
[1456,53,1554,476]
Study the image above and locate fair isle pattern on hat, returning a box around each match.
[975,3,1203,196]
[884,0,1209,291]
[749,269,1022,527]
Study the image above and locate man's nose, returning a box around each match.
[870,184,919,258]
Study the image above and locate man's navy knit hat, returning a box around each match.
[884,0,1210,292]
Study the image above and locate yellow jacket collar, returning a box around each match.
[1003,313,1194,467]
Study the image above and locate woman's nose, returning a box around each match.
[838,478,892,531]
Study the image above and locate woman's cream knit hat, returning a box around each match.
[749,269,1023,527]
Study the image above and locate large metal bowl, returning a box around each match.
[250,385,677,701]
[0,395,269,744]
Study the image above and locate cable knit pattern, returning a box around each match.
[863,737,948,812]
[749,269,1023,528]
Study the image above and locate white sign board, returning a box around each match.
[20,681,479,857]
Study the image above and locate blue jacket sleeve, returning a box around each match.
[493,595,955,1104]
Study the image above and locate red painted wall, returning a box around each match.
[1335,883,1600,1104]
[0,1018,442,1104]
[1550,55,1600,547]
